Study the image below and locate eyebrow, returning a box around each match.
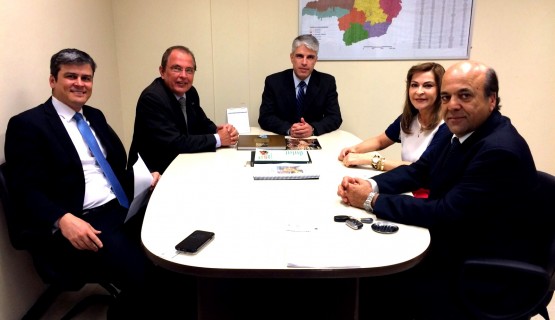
[411,81,435,84]
[63,72,92,78]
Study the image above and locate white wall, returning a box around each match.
[1,0,554,318]
[111,0,555,172]
[0,0,121,318]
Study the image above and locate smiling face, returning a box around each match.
[290,44,317,80]
[408,71,438,113]
[160,49,195,96]
[440,62,496,137]
[49,63,93,112]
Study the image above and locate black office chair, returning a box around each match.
[0,162,119,320]
[459,170,555,320]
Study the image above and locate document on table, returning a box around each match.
[226,107,250,134]
[125,155,153,223]
[285,224,360,268]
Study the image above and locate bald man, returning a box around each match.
[337,61,538,319]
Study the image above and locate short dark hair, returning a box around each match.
[161,46,197,70]
[484,68,501,110]
[50,48,96,80]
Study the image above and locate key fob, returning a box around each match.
[346,218,363,230]
[371,222,399,234]
[360,217,374,224]
[334,215,351,222]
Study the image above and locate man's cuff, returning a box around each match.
[367,178,379,193]
[214,133,221,148]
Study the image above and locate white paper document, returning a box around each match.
[285,225,360,268]
[226,107,250,134]
[125,155,153,223]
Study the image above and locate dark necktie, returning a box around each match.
[74,113,129,208]
[444,137,461,165]
[450,137,461,153]
[296,81,306,118]
[179,97,188,128]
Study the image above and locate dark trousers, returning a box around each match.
[29,202,198,318]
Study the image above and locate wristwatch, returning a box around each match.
[363,192,377,212]
[371,154,381,170]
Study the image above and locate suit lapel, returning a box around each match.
[303,70,320,111]
[283,72,297,111]
[43,100,82,166]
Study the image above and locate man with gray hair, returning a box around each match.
[258,34,342,138]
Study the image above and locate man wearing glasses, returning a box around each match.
[129,45,238,174]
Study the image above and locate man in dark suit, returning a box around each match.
[5,48,164,317]
[337,61,538,319]
[258,34,342,138]
[129,45,239,174]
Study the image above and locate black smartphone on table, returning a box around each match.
[175,230,215,254]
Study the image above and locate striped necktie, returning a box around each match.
[296,81,306,118]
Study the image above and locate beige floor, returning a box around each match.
[37,284,555,319]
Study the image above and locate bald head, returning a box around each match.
[440,61,499,137]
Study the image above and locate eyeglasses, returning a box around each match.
[169,65,195,75]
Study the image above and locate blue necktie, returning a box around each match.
[296,81,306,118]
[74,113,129,208]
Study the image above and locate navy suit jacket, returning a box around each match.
[129,78,218,173]
[372,111,539,267]
[5,98,132,246]
[258,69,342,136]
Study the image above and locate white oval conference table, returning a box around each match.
[140,127,430,319]
[142,127,429,277]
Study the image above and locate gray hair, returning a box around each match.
[292,34,319,54]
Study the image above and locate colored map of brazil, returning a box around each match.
[302,0,402,46]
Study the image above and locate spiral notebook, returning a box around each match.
[253,163,320,180]
[251,149,311,166]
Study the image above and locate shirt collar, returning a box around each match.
[454,132,473,144]
[293,71,311,88]
[174,94,185,101]
[52,96,81,123]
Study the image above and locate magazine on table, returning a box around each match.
[285,137,322,150]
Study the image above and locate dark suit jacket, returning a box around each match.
[258,69,342,136]
[129,78,218,173]
[372,110,539,267]
[5,98,132,246]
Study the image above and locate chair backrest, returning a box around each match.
[0,162,27,250]
[537,171,555,287]
[459,170,555,320]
